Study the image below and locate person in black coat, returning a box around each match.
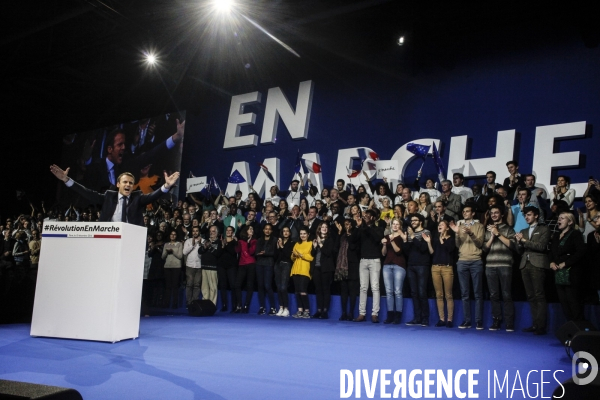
[550,212,587,322]
[217,226,239,312]
[586,229,600,304]
[255,223,279,315]
[311,221,337,319]
[274,226,296,317]
[334,219,361,321]
[50,164,180,226]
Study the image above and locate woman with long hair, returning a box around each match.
[321,188,330,207]
[311,222,336,319]
[418,192,433,218]
[381,218,406,324]
[334,219,360,320]
[161,230,183,309]
[578,195,600,242]
[278,199,291,219]
[274,226,295,317]
[234,225,257,313]
[291,227,314,318]
[299,198,309,220]
[550,212,586,322]
[423,220,456,328]
[314,200,327,217]
[550,175,576,209]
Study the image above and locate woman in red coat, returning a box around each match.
[234,225,257,313]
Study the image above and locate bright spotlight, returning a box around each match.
[146,54,156,65]
[213,0,234,13]
[397,36,405,46]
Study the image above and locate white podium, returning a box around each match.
[31,222,147,342]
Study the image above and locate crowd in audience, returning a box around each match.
[2,160,599,333]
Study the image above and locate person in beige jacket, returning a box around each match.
[162,230,183,308]
[450,205,485,330]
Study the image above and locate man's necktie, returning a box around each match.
[121,196,128,223]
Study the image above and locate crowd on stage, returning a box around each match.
[2,160,600,333]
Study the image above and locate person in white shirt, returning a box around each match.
[183,226,202,305]
[451,173,474,204]
[549,175,576,209]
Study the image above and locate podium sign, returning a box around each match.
[31,222,147,342]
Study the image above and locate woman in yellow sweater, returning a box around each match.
[291,226,314,318]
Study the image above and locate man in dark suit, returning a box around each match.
[50,164,180,227]
[515,206,550,335]
[83,119,185,192]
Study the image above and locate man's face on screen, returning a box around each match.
[117,175,135,196]
[108,133,126,165]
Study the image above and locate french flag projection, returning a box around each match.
[258,163,275,182]
[303,159,321,174]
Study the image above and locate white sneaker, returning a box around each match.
[275,308,284,317]
[281,309,290,317]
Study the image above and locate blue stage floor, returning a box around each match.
[0,305,581,400]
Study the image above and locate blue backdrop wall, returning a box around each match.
[180,36,600,204]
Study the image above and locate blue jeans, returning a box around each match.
[382,264,406,312]
[457,260,484,323]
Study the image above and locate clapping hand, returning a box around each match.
[421,232,431,242]
[515,233,523,242]
[486,225,499,236]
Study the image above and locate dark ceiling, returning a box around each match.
[3,1,597,136]
[1,0,598,212]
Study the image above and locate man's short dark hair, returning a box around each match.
[486,171,496,178]
[364,209,377,218]
[106,128,124,154]
[235,190,242,195]
[409,213,425,224]
[524,174,536,183]
[291,179,300,184]
[488,205,504,215]
[462,205,474,213]
[518,188,531,198]
[506,160,519,167]
[117,172,135,183]
[523,206,539,216]
[337,179,346,185]
[453,173,464,180]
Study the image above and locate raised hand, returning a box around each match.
[449,220,458,233]
[50,164,70,182]
[164,171,180,189]
[172,119,186,143]
[422,232,430,242]
[335,221,342,234]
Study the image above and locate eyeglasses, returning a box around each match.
[410,219,420,223]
